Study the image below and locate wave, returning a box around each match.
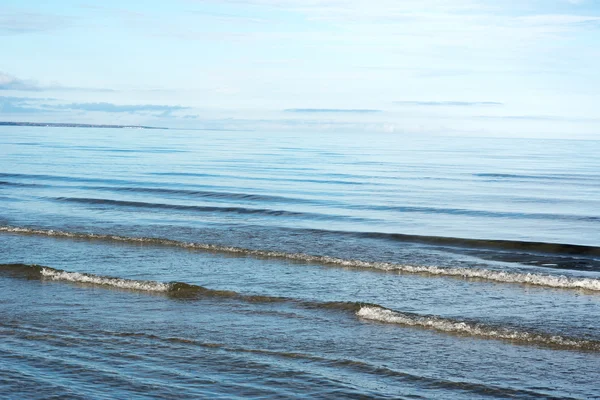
[2,226,600,291]
[2,263,598,352]
[0,172,136,185]
[474,172,600,182]
[1,172,316,200]
[86,185,321,205]
[41,268,173,292]
[0,264,205,295]
[53,197,354,221]
[356,306,599,351]
[0,263,322,303]
[150,171,369,186]
[349,204,598,222]
[0,172,341,207]
[5,172,599,224]
[67,146,188,154]
[0,180,42,188]
[350,231,600,257]
[0,324,579,400]
[1,170,369,186]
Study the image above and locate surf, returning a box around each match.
[2,263,599,352]
[2,226,600,292]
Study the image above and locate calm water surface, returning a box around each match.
[1,127,599,399]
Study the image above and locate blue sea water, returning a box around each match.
[1,126,599,399]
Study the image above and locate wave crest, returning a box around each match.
[2,263,599,351]
[40,268,172,292]
[2,225,600,291]
[357,306,600,350]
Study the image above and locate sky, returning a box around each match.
[1,0,599,138]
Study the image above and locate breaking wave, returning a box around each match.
[356,306,600,351]
[40,268,173,292]
[0,264,174,293]
[2,263,599,351]
[2,226,600,291]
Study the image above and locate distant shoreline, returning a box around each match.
[0,121,166,130]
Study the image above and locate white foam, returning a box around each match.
[356,306,596,349]
[208,249,600,292]
[40,268,171,292]
[3,225,600,291]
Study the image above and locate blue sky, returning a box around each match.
[1,0,599,137]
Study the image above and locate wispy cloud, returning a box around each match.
[79,4,146,19]
[54,102,189,116]
[395,101,503,107]
[1,1,598,138]
[0,72,41,91]
[0,71,114,92]
[517,14,600,26]
[0,10,72,35]
[0,96,46,113]
[475,115,600,122]
[175,116,401,133]
[186,9,270,24]
[0,96,189,117]
[284,108,382,113]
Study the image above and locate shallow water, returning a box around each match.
[1,127,599,398]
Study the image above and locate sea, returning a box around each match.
[1,126,599,399]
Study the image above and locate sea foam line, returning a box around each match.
[356,306,599,350]
[2,225,600,291]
